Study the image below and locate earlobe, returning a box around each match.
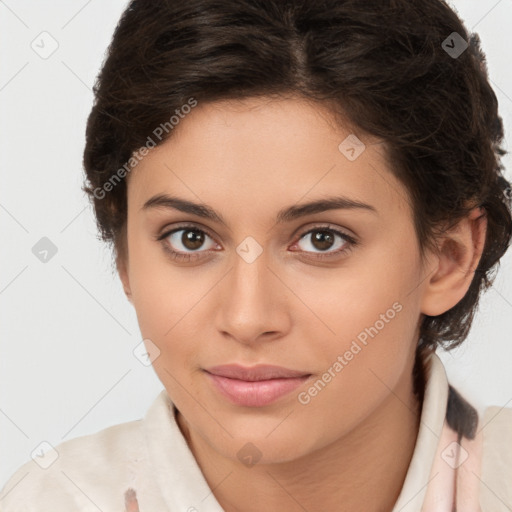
[420,207,487,317]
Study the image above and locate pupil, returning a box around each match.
[183,230,204,250]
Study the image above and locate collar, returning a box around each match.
[392,351,450,511]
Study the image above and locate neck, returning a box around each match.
[176,363,422,512]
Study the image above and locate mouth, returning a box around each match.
[204,363,311,381]
[203,364,312,407]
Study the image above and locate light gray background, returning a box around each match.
[1,0,511,489]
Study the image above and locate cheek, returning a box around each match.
[127,241,208,367]
[295,300,417,442]
[297,245,421,396]
[290,253,416,348]
[128,234,184,332]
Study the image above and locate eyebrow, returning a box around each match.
[141,193,378,226]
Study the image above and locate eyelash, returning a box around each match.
[155,223,358,263]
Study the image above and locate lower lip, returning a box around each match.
[204,371,311,407]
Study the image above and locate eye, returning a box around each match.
[157,224,219,262]
[291,225,357,260]
[156,223,357,263]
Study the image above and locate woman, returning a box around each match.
[2,0,511,510]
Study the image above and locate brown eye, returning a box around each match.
[157,225,219,262]
[180,229,206,250]
[310,230,336,251]
[292,225,357,260]
[164,228,216,253]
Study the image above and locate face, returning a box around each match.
[119,96,430,465]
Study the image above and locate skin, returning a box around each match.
[117,95,487,512]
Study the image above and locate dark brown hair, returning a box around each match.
[82,0,511,362]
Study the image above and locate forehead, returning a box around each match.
[127,96,412,224]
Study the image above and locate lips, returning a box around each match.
[204,364,310,381]
[203,364,312,407]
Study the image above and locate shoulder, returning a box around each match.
[481,404,512,461]
[0,417,145,511]
[439,380,512,509]
[479,405,512,509]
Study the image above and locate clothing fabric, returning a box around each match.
[1,352,511,511]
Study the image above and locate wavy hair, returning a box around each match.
[82,0,511,371]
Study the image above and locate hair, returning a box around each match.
[82,0,511,379]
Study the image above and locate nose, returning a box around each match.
[214,249,292,346]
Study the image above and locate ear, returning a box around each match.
[420,207,487,316]
[116,253,133,304]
